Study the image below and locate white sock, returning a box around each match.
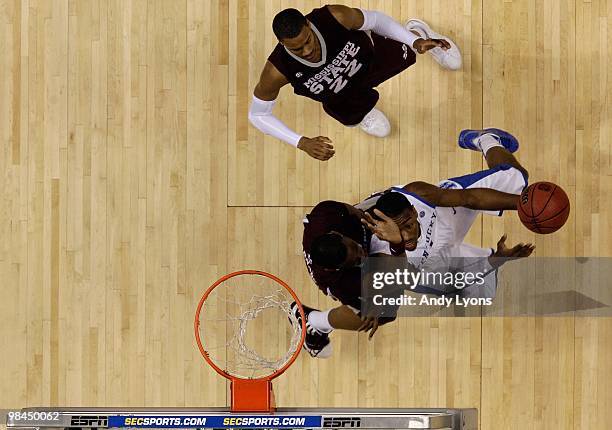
[475,133,503,156]
[308,309,334,333]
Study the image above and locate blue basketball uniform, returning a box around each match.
[362,164,528,298]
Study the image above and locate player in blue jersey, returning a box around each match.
[297,128,534,358]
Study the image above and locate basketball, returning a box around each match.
[517,182,570,234]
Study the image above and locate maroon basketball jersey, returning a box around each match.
[268,6,376,104]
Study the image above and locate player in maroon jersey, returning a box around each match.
[248,5,462,161]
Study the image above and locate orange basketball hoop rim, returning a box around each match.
[194,270,306,413]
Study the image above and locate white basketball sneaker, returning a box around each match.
[405,18,462,70]
[359,108,391,138]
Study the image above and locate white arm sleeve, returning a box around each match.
[248,96,302,147]
[359,9,420,49]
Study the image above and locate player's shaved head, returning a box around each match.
[311,232,365,270]
[375,192,420,251]
[375,192,413,218]
[311,233,347,269]
[273,8,307,40]
[273,9,321,62]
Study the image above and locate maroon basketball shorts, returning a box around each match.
[322,33,417,126]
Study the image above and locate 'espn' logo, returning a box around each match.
[322,417,361,428]
[70,415,109,427]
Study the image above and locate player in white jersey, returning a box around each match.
[294,128,534,357]
[360,127,534,307]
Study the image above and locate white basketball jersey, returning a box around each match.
[389,187,437,268]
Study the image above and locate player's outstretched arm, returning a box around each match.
[404,181,520,211]
[249,61,335,161]
[327,5,450,54]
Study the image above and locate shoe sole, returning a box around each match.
[359,126,391,138]
[359,109,391,138]
[458,128,519,153]
[289,302,332,359]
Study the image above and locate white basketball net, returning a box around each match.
[198,274,303,379]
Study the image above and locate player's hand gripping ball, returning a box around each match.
[517,182,570,234]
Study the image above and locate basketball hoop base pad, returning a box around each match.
[231,379,275,412]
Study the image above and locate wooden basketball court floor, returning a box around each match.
[0,0,611,429]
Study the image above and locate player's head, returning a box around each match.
[375,192,420,251]
[310,232,366,270]
[272,9,319,62]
